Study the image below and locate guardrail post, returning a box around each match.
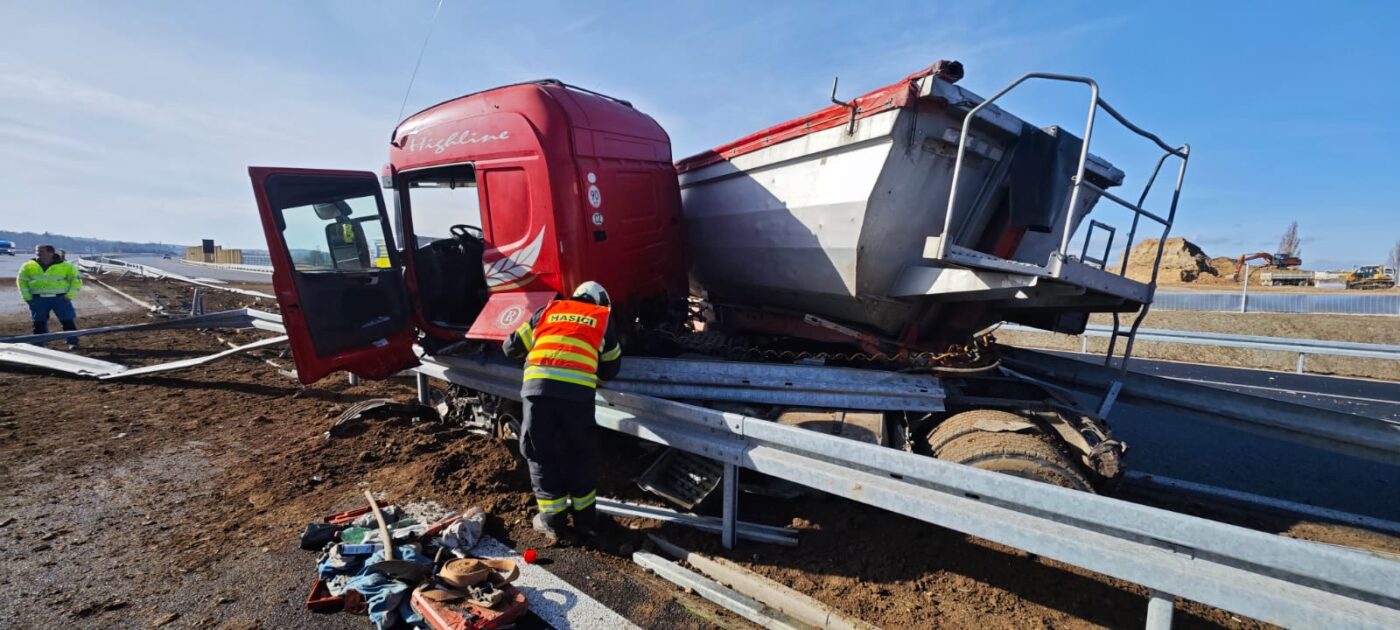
[1082,336,1090,353]
[1145,591,1174,629]
[348,373,362,386]
[1295,353,1306,374]
[721,462,738,550]
[416,371,431,405]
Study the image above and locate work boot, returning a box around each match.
[60,320,78,349]
[532,513,565,546]
[574,509,616,548]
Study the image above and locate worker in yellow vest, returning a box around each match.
[16,245,83,349]
[503,282,622,545]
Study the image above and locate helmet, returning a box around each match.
[571,281,610,307]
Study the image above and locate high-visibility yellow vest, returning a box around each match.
[17,259,81,301]
[520,300,610,389]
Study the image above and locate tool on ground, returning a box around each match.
[422,512,461,538]
[362,490,432,583]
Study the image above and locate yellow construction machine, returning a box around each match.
[1344,265,1397,290]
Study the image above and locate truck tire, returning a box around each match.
[925,410,1094,492]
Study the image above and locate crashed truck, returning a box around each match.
[249,60,1189,499]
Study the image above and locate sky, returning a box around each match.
[1,1,1397,269]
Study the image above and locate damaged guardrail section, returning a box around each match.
[74,256,275,299]
[0,309,287,379]
[415,353,1400,629]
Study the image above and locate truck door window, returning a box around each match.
[279,196,393,271]
[406,169,481,244]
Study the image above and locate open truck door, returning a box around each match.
[249,167,419,383]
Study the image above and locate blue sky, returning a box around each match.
[1,1,1396,269]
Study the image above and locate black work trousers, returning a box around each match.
[520,394,599,532]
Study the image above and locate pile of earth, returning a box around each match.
[1119,237,1235,284]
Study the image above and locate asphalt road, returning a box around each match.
[1044,352,1400,521]
[0,253,26,278]
[1047,350,1400,421]
[120,255,273,283]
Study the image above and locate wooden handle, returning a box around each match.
[363,490,394,561]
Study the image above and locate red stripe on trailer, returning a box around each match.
[675,61,964,173]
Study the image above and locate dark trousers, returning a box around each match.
[28,296,78,345]
[520,394,599,531]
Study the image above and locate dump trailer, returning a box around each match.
[248,61,1188,496]
[1259,270,1315,286]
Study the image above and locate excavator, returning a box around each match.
[1234,252,1309,285]
[1235,252,1301,273]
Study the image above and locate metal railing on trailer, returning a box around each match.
[941,73,1191,417]
[412,353,1400,629]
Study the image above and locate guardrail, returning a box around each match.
[1000,347,1400,466]
[75,256,274,299]
[414,353,1400,629]
[1000,322,1400,374]
[179,259,273,274]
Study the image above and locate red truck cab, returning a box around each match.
[250,81,688,383]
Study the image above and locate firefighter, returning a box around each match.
[17,244,82,349]
[503,282,622,545]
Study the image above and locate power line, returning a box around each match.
[397,0,446,123]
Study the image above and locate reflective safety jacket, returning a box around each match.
[17,257,82,301]
[504,298,622,401]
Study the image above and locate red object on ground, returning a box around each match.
[522,549,537,564]
[323,505,374,526]
[412,584,530,630]
[305,577,346,613]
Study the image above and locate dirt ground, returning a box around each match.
[2,274,1392,629]
[996,310,1400,381]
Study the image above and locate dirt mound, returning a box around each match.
[1209,256,1240,280]
[1120,237,1232,284]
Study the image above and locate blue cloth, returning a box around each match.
[323,546,432,630]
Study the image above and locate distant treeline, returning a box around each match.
[0,230,184,255]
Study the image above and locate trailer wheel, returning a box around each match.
[925,410,1094,492]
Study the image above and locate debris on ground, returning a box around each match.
[648,533,876,630]
[301,496,529,630]
[0,308,288,379]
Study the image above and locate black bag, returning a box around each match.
[300,522,343,550]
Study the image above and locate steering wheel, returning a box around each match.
[449,224,482,240]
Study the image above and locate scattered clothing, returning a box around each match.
[440,507,485,557]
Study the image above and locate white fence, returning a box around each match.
[1154,291,1400,316]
